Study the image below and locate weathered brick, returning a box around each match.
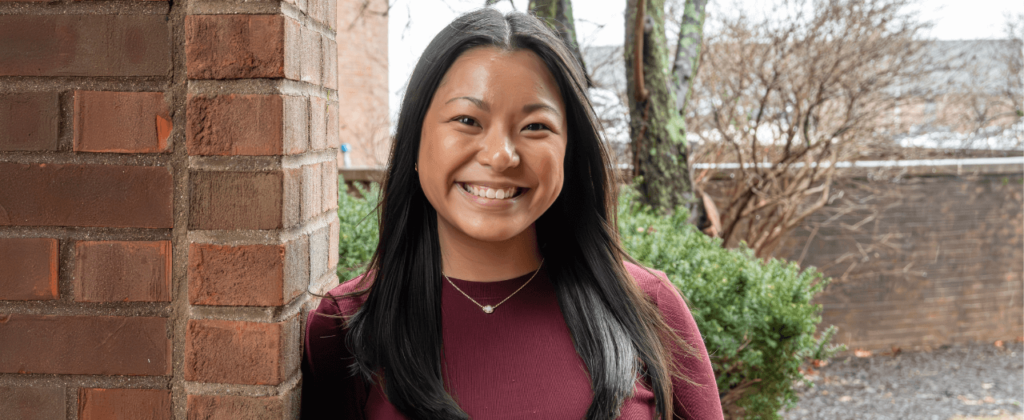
[323,37,338,91]
[310,96,327,151]
[0,162,173,228]
[189,242,306,306]
[322,159,338,213]
[283,96,308,155]
[0,92,59,152]
[187,94,283,156]
[0,387,66,420]
[326,100,340,148]
[301,27,322,85]
[185,316,299,385]
[79,389,171,420]
[187,392,297,420]
[0,238,58,301]
[74,241,171,302]
[186,15,286,80]
[309,224,329,283]
[283,167,302,228]
[0,15,170,77]
[327,217,339,271]
[74,91,171,154]
[0,315,170,375]
[189,171,291,230]
[301,163,322,221]
[308,0,326,28]
[283,17,302,81]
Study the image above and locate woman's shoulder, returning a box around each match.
[622,261,697,332]
[623,260,675,303]
[311,273,371,319]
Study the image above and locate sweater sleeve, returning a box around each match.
[300,295,367,419]
[652,270,724,420]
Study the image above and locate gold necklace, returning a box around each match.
[443,259,545,314]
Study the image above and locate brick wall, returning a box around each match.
[0,0,342,417]
[772,172,1024,351]
[336,0,389,167]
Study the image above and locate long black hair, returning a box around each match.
[343,8,695,420]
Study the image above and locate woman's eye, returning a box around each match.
[523,123,549,132]
[454,116,478,127]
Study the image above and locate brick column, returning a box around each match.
[0,0,339,417]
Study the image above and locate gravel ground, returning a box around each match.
[783,341,1023,420]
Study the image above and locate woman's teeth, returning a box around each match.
[462,183,519,200]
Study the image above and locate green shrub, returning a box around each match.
[335,181,843,417]
[618,187,843,418]
[336,177,379,281]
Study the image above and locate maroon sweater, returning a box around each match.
[301,262,724,419]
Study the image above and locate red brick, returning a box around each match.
[187,392,296,420]
[186,15,286,80]
[189,170,291,230]
[0,315,170,375]
[185,316,298,385]
[0,92,59,151]
[187,94,283,156]
[79,389,170,420]
[323,38,338,91]
[0,162,173,228]
[0,238,58,301]
[188,242,306,306]
[326,100,340,148]
[0,387,66,420]
[310,96,327,151]
[0,15,170,77]
[301,163,322,221]
[74,91,171,154]
[74,241,171,302]
[300,27,322,85]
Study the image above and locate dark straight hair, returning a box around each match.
[343,8,696,420]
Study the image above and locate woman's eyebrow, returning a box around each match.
[522,103,560,116]
[445,96,489,111]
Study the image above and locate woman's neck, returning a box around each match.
[436,218,543,283]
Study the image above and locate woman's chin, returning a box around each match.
[458,226,528,243]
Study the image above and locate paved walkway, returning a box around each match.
[783,341,1023,420]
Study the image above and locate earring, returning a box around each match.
[415,163,418,172]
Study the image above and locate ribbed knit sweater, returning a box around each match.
[301,262,724,419]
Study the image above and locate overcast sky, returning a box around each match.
[387,0,1023,116]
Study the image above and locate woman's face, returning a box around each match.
[418,46,567,244]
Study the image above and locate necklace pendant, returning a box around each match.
[482,305,494,314]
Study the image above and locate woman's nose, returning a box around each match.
[477,129,520,172]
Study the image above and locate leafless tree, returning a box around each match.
[687,0,936,257]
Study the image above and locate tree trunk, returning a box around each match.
[528,0,590,86]
[672,0,707,115]
[625,0,708,223]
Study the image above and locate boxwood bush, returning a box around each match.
[336,178,843,418]
[617,187,843,418]
[335,178,379,281]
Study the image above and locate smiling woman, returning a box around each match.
[301,8,723,420]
